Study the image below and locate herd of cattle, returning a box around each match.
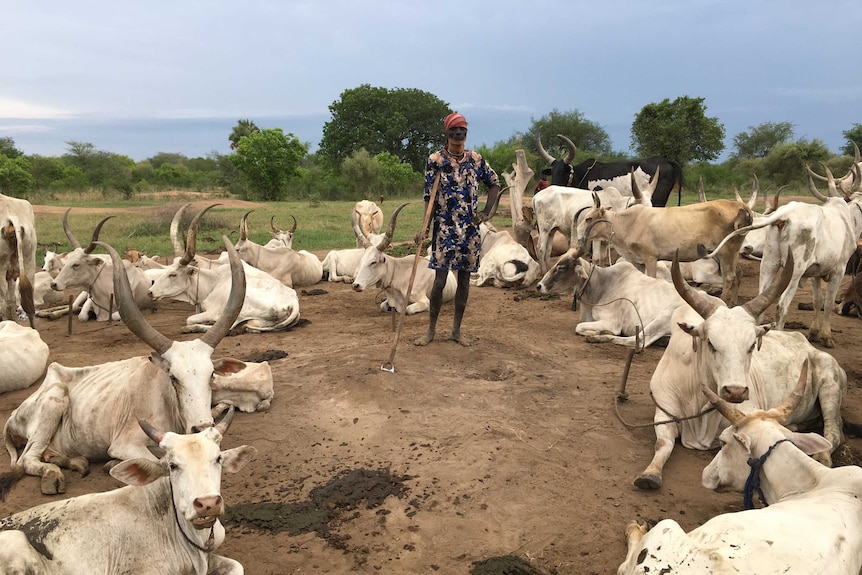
[0,137,862,572]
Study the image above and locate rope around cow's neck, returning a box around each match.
[743,438,791,510]
[170,477,215,553]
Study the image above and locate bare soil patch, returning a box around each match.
[1,246,861,574]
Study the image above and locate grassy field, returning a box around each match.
[32,191,513,263]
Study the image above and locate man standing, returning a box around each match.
[414,112,501,347]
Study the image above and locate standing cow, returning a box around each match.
[536,133,683,207]
[0,193,37,327]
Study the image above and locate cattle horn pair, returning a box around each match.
[271,215,297,235]
[63,209,115,254]
[178,204,221,266]
[733,176,759,210]
[536,133,576,165]
[137,406,235,446]
[97,235,246,353]
[703,360,808,425]
[239,210,254,241]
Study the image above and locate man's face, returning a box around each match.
[446,126,467,141]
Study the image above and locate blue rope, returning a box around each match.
[743,438,792,510]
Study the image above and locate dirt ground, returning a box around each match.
[2,216,862,574]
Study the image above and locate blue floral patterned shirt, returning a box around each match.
[423,148,500,272]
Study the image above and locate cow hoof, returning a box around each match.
[69,457,89,476]
[255,400,271,412]
[634,474,662,490]
[41,470,66,495]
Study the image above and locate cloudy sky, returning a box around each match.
[1,0,859,161]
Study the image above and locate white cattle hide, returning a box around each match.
[0,321,49,394]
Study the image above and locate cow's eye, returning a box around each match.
[169,463,178,471]
[707,340,716,353]
[216,455,223,465]
[748,342,756,353]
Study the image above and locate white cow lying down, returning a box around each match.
[0,415,256,575]
[471,222,540,288]
[211,357,274,414]
[0,321,49,394]
[619,366,862,575]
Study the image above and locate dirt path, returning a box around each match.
[1,249,861,574]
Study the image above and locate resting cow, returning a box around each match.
[536,252,692,348]
[471,222,540,289]
[352,203,456,314]
[620,365,862,575]
[0,236,246,498]
[0,193,37,327]
[234,211,323,287]
[351,199,383,247]
[635,252,848,489]
[0,414,256,575]
[0,321,48,394]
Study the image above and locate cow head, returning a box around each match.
[700,361,831,494]
[50,211,115,292]
[536,249,585,295]
[536,133,577,186]
[671,250,794,403]
[353,200,383,239]
[97,235,246,434]
[352,202,407,292]
[111,414,257,530]
[268,214,297,248]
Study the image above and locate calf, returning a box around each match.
[0,415,256,575]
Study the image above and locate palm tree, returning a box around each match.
[229,119,261,150]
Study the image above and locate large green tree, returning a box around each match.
[631,96,725,164]
[0,137,23,159]
[522,109,613,158]
[841,123,862,156]
[732,122,795,159]
[319,84,450,172]
[229,119,260,150]
[230,128,307,201]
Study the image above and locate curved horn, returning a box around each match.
[557,134,576,164]
[239,210,254,241]
[199,237,246,350]
[821,163,844,199]
[136,418,166,445]
[377,202,408,252]
[671,250,721,319]
[288,214,297,234]
[741,251,795,319]
[630,168,642,200]
[536,132,556,164]
[855,140,861,164]
[351,209,372,248]
[97,240,173,354]
[697,177,707,203]
[806,166,831,202]
[645,165,660,198]
[214,406,236,436]
[179,203,220,266]
[170,203,191,257]
[270,215,281,234]
[84,216,116,254]
[851,163,862,193]
[770,360,808,423]
[62,208,82,249]
[767,185,788,215]
[702,385,746,425]
[747,175,759,210]
[733,185,744,205]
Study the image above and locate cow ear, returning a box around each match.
[110,458,167,486]
[732,432,753,454]
[677,322,699,352]
[221,446,258,474]
[788,431,832,456]
[755,324,770,351]
[213,357,246,376]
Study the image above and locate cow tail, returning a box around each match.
[16,222,36,327]
[673,160,684,206]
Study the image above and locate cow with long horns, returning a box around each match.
[0,236,247,498]
[352,203,456,314]
[634,251,848,489]
[536,133,683,207]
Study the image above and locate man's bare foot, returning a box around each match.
[448,332,473,347]
[414,332,434,346]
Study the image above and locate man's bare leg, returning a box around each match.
[449,269,472,346]
[414,270,448,346]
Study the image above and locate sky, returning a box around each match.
[1,0,860,163]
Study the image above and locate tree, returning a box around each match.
[0,155,36,196]
[0,137,23,159]
[631,96,725,165]
[841,123,862,156]
[521,109,613,158]
[762,138,832,185]
[319,84,451,172]
[229,119,260,150]
[732,122,795,159]
[230,128,307,201]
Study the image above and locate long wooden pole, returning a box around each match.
[381,172,441,372]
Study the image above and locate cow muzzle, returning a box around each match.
[192,495,223,529]
[720,385,750,403]
[352,283,363,292]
